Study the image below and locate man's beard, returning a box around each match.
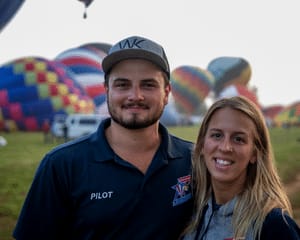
[107,99,164,129]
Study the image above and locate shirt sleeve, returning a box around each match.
[13,154,72,240]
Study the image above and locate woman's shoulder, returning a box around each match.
[260,208,300,239]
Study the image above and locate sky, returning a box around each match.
[0,0,299,107]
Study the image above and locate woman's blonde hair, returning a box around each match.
[184,96,292,239]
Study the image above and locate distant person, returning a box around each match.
[41,119,51,143]
[182,96,300,239]
[13,35,194,239]
[62,122,68,142]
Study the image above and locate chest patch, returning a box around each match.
[171,175,192,206]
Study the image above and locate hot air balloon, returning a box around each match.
[273,101,300,127]
[80,42,112,54]
[262,105,284,119]
[218,84,260,108]
[55,46,107,99]
[262,104,284,127]
[78,0,94,6]
[78,0,94,18]
[170,65,215,115]
[207,56,252,95]
[55,44,111,117]
[0,0,25,33]
[0,57,95,131]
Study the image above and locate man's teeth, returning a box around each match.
[216,159,232,165]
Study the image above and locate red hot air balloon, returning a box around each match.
[218,84,260,108]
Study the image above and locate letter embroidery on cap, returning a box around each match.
[119,38,145,49]
[171,175,192,206]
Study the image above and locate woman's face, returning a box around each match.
[203,107,257,191]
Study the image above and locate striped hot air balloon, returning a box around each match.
[207,56,252,96]
[170,65,215,115]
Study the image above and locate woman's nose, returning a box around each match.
[219,139,233,152]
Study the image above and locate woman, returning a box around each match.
[183,96,300,239]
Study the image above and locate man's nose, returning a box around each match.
[128,86,144,100]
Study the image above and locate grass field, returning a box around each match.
[0,126,300,239]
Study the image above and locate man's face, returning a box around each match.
[105,59,170,129]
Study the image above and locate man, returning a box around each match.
[13,36,194,239]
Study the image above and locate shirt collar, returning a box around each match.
[90,118,186,162]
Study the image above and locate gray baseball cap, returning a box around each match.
[102,36,170,79]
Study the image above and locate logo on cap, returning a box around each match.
[119,38,145,50]
[102,35,170,79]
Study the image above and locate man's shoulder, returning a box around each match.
[169,134,194,147]
[43,132,102,165]
[159,123,194,151]
[261,208,300,239]
[166,134,194,158]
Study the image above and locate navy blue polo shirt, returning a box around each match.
[260,208,300,239]
[13,118,194,240]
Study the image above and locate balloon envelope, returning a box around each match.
[0,0,25,32]
[218,84,260,107]
[273,101,300,126]
[78,0,94,7]
[0,57,95,131]
[80,42,112,54]
[262,105,284,119]
[55,46,107,100]
[207,56,251,95]
[171,65,215,115]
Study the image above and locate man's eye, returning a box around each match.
[115,82,129,88]
[142,82,157,88]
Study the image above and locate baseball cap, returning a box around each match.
[102,36,170,79]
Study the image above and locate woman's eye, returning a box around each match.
[211,133,222,139]
[234,136,245,143]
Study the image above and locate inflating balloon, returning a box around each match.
[218,84,260,108]
[80,42,112,54]
[262,105,284,127]
[160,101,182,126]
[0,57,95,131]
[262,105,284,120]
[207,56,251,95]
[170,65,215,115]
[273,101,300,127]
[55,46,107,99]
